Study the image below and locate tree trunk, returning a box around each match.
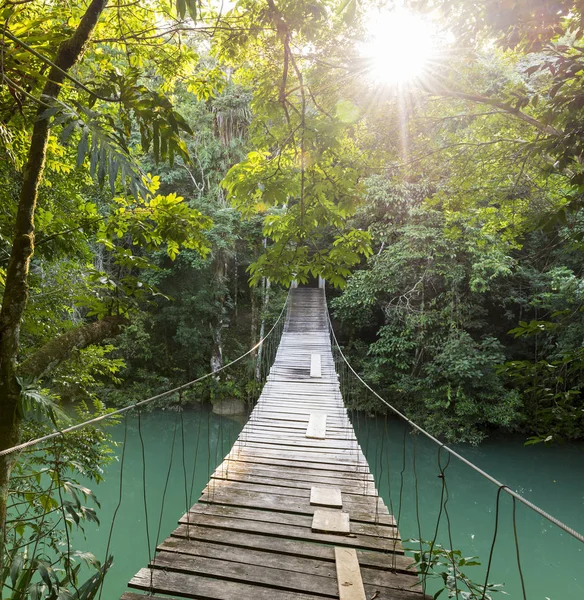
[210,256,227,373]
[255,277,270,380]
[250,242,261,360]
[0,0,109,555]
[250,285,259,353]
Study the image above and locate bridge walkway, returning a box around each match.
[121,288,426,600]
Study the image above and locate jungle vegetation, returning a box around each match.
[1,0,584,596]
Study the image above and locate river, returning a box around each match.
[73,407,584,599]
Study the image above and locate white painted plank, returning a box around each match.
[310,486,342,508]
[334,547,366,600]
[310,354,322,377]
[311,509,350,534]
[306,413,327,439]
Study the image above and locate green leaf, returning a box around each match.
[186,0,199,21]
[37,561,53,593]
[10,554,24,586]
[77,128,89,167]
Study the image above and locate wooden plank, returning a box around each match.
[185,503,397,535]
[213,459,375,481]
[203,477,386,525]
[162,526,415,573]
[212,469,378,496]
[310,353,322,377]
[223,453,373,475]
[335,547,366,600]
[310,486,342,508]
[175,518,402,553]
[157,537,422,593]
[306,413,327,439]
[229,447,364,467]
[197,487,393,525]
[207,477,374,505]
[129,568,320,600]
[240,436,360,450]
[159,538,337,578]
[244,425,353,439]
[150,550,338,596]
[238,438,360,451]
[312,509,350,535]
[121,594,180,600]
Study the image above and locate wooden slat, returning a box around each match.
[212,465,377,494]
[129,568,320,600]
[312,509,351,534]
[182,504,398,536]
[150,550,338,596]
[175,516,402,553]
[195,490,394,526]
[306,413,327,439]
[335,547,366,600]
[310,353,322,377]
[310,486,342,508]
[158,537,420,589]
[160,528,415,573]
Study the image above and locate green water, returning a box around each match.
[75,408,583,599]
[72,407,243,599]
[353,413,584,600]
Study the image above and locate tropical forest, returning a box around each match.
[0,0,583,599]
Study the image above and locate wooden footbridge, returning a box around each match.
[121,288,426,600]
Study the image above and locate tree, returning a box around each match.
[308,0,584,442]
[215,0,373,287]
[0,0,216,550]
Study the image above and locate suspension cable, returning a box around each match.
[325,305,584,545]
[0,293,290,458]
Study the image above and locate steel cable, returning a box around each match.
[325,304,584,545]
[0,294,289,459]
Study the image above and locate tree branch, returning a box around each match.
[434,89,562,137]
[18,317,126,380]
[0,0,109,550]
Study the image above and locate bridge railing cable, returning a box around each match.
[0,292,290,460]
[3,291,290,599]
[324,303,584,546]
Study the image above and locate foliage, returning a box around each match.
[407,539,505,599]
[5,0,584,596]
[3,395,116,599]
[17,378,68,427]
[215,0,374,287]
[332,179,521,442]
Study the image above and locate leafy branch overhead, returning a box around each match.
[216,1,373,287]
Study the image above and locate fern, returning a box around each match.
[16,377,69,427]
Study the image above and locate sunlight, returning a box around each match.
[360,9,436,85]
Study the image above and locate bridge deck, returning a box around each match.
[122,288,425,600]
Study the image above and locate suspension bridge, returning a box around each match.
[121,287,423,600]
[3,286,584,599]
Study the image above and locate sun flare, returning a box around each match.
[361,10,436,85]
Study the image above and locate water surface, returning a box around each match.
[73,407,242,599]
[353,413,584,600]
[76,408,583,599]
